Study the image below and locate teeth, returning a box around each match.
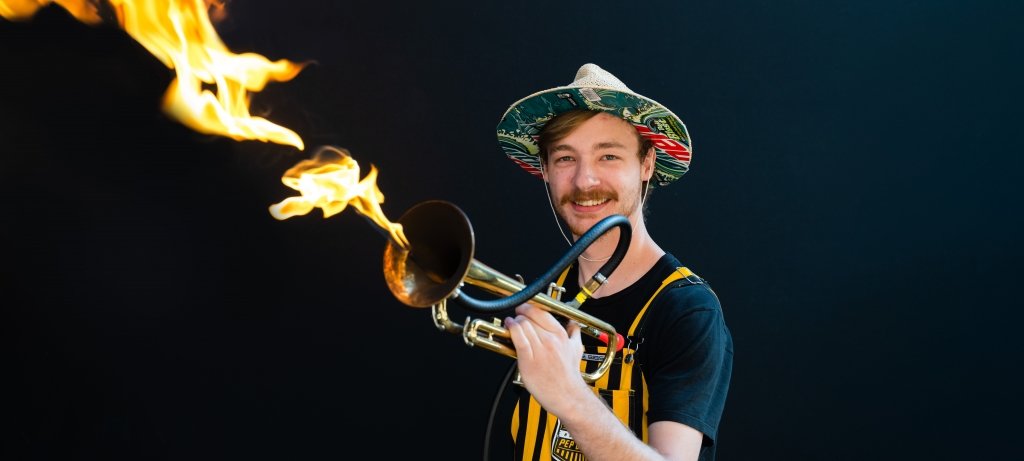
[575,198,608,207]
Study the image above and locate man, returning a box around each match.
[496,64,733,461]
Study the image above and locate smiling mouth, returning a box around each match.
[573,198,610,207]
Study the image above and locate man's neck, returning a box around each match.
[576,226,664,299]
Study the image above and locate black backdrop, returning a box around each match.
[3,1,1022,460]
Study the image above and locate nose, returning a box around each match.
[573,161,599,190]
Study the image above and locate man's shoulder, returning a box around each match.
[647,256,723,317]
[645,274,731,349]
[649,254,719,301]
[658,278,721,313]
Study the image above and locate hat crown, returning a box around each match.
[569,63,633,93]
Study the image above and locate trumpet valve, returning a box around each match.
[463,317,517,359]
[546,282,566,301]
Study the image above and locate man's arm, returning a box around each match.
[505,305,704,461]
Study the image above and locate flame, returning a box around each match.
[5,0,407,248]
[270,146,409,249]
[0,0,99,23]
[110,0,307,149]
[2,0,306,150]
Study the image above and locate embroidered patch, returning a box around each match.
[551,419,585,461]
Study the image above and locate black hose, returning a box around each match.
[454,214,632,313]
[483,360,519,461]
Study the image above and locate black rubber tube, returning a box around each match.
[482,360,518,461]
[454,214,632,313]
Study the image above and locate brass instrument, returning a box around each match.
[382,200,631,383]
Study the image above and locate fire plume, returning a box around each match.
[4,0,408,248]
[270,146,409,250]
[2,0,307,150]
[0,0,99,23]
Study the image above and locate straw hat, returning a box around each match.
[496,63,693,186]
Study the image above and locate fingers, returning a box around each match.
[565,320,584,356]
[565,319,581,340]
[506,305,586,364]
[504,314,540,359]
[514,304,566,334]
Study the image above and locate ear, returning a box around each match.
[539,158,549,182]
[641,147,656,181]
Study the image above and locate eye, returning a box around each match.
[601,154,621,161]
[553,155,575,164]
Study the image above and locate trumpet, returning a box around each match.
[382,200,631,383]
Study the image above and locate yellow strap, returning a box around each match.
[559,265,696,318]
[554,264,593,306]
[555,264,573,287]
[626,267,695,336]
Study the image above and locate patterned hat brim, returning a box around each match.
[496,86,692,186]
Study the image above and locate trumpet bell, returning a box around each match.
[383,200,475,308]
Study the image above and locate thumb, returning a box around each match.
[566,321,584,358]
[566,320,582,341]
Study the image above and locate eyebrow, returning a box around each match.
[550,141,628,153]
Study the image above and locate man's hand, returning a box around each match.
[505,305,704,461]
[504,304,590,416]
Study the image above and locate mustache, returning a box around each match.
[559,188,618,205]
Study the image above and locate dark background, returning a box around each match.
[3,1,1021,460]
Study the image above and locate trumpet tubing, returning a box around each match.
[383,200,623,383]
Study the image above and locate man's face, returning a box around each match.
[543,112,654,237]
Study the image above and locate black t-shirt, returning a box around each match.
[570,253,733,459]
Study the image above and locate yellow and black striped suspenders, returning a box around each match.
[511,266,701,461]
